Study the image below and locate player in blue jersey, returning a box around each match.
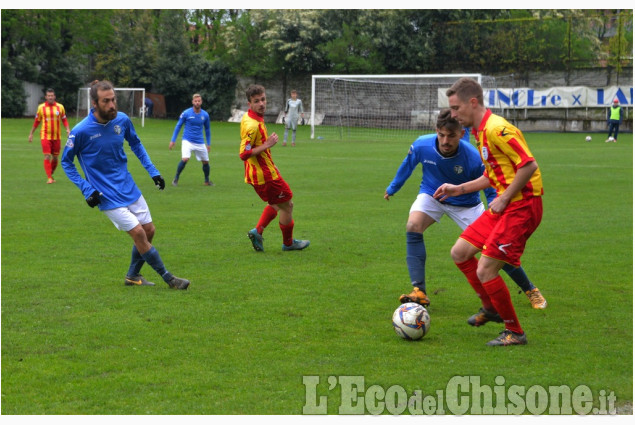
[62,80,190,290]
[169,93,213,186]
[384,109,546,309]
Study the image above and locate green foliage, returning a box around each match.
[0,57,27,118]
[1,118,632,414]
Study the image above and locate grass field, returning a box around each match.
[1,117,632,415]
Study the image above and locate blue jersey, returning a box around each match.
[62,110,160,211]
[171,107,211,145]
[386,134,496,207]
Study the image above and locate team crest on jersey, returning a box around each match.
[114,125,122,135]
[245,143,252,151]
[481,147,488,160]
[454,165,464,174]
[65,135,75,148]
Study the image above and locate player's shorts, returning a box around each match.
[181,140,209,162]
[252,178,293,205]
[285,116,299,131]
[41,139,61,156]
[103,195,153,232]
[460,196,543,267]
[410,193,485,231]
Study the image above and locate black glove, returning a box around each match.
[301,118,305,125]
[86,190,101,208]
[152,175,165,190]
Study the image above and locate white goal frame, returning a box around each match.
[311,74,490,140]
[76,87,146,127]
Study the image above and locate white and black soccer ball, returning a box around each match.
[392,302,430,340]
[585,135,592,142]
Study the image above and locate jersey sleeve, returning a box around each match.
[61,132,97,199]
[239,120,257,161]
[205,113,211,145]
[386,145,419,195]
[125,117,160,177]
[171,113,186,142]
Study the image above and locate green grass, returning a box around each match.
[1,117,632,414]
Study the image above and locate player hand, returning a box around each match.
[28,135,33,143]
[267,132,279,147]
[169,142,175,150]
[488,196,509,214]
[433,183,459,202]
[152,175,165,190]
[86,190,101,208]
[384,192,392,201]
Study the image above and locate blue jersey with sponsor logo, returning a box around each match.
[171,107,211,145]
[386,133,496,207]
[62,110,160,211]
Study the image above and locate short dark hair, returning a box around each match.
[46,88,55,94]
[246,84,265,102]
[436,109,462,132]
[446,77,484,106]
[89,80,114,103]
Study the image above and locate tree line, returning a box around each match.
[2,9,632,118]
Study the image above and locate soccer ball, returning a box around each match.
[585,135,592,142]
[608,136,615,142]
[392,302,430,340]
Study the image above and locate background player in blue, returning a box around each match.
[384,109,546,309]
[169,93,213,186]
[62,80,190,290]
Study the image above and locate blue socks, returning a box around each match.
[406,232,427,293]
[502,264,535,292]
[126,245,145,278]
[174,160,187,180]
[140,246,173,283]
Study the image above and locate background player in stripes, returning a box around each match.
[240,84,310,252]
[28,88,70,184]
[385,109,546,310]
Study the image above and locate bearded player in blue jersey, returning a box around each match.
[169,93,213,186]
[384,109,546,310]
[62,80,190,290]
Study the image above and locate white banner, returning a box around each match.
[439,86,633,108]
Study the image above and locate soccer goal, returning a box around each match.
[310,74,498,141]
[76,87,146,127]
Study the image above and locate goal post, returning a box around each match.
[76,87,146,127]
[310,74,497,141]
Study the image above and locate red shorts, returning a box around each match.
[41,139,61,156]
[252,178,293,205]
[460,197,543,267]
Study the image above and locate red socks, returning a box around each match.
[482,276,523,334]
[256,205,278,235]
[456,258,523,334]
[43,159,53,178]
[280,220,294,246]
[455,258,494,311]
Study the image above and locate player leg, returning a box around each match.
[273,179,308,251]
[196,144,213,186]
[501,264,547,309]
[173,140,192,185]
[50,140,61,181]
[41,139,54,183]
[291,121,297,146]
[283,125,289,146]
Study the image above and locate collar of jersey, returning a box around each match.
[248,109,264,122]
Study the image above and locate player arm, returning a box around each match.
[170,116,185,143]
[61,136,98,198]
[488,160,538,213]
[28,116,41,141]
[385,149,418,198]
[125,120,161,177]
[205,116,211,146]
[433,175,491,202]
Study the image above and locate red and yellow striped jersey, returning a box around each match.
[239,109,281,185]
[474,110,543,203]
[34,102,68,141]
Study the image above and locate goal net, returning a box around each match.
[76,87,146,127]
[310,74,498,141]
